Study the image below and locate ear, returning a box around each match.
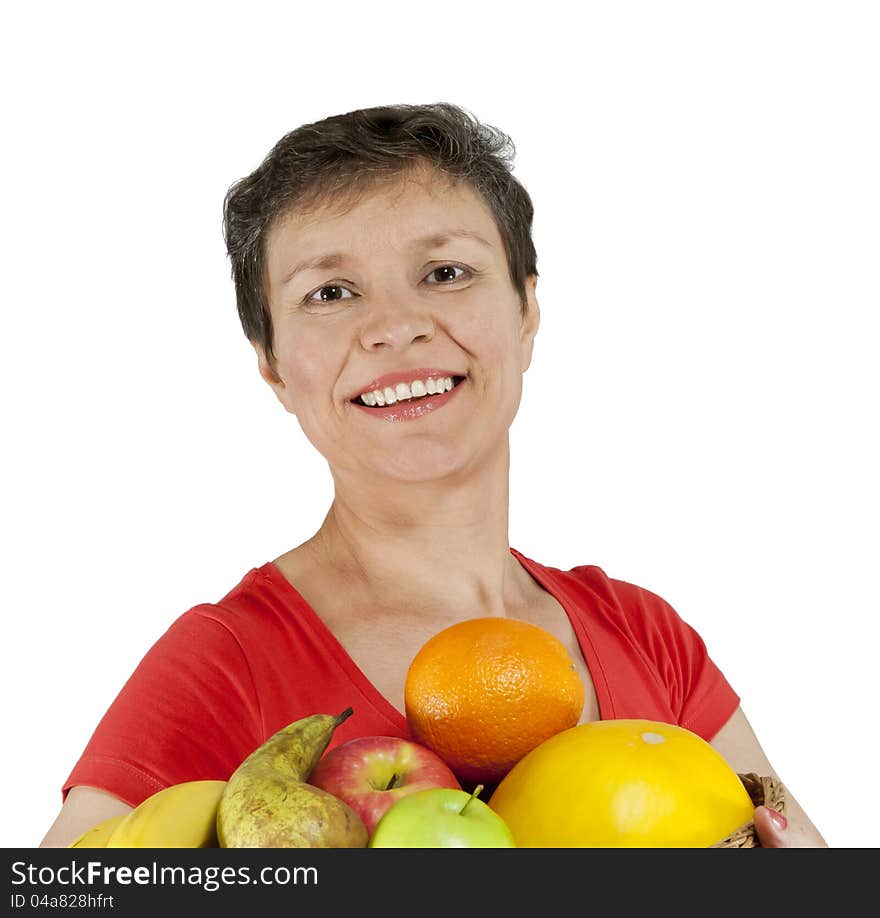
[519,275,540,373]
[251,340,296,415]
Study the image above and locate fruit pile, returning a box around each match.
[70,618,758,849]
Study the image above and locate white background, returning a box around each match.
[2,1,877,848]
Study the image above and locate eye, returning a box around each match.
[304,283,355,305]
[425,264,469,284]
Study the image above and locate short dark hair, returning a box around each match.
[222,102,538,366]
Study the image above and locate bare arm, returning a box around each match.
[710,705,828,847]
[39,786,133,848]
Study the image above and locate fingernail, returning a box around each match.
[767,807,787,831]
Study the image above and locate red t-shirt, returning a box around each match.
[62,548,740,806]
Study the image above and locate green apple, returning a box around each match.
[368,785,515,848]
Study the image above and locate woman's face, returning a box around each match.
[259,165,539,485]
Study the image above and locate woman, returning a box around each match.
[40,102,827,848]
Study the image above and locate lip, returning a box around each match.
[350,367,464,401]
[350,374,466,423]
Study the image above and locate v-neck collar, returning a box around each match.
[261,545,612,731]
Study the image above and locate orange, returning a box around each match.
[404,617,585,784]
[488,719,755,847]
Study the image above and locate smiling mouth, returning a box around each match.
[353,375,466,408]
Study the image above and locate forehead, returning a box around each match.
[266,167,502,267]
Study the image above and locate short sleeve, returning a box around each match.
[607,578,741,740]
[62,606,265,807]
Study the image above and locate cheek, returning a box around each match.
[275,333,341,406]
[458,306,522,369]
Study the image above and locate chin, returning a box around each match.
[391,453,471,484]
[330,408,515,485]
[362,439,478,484]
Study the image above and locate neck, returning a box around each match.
[305,439,529,618]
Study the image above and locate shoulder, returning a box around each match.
[167,561,306,637]
[575,567,684,623]
[513,547,684,626]
[125,562,306,681]
[512,548,739,737]
[514,547,708,658]
[553,559,730,693]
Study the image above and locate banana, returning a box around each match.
[217,707,367,847]
[105,779,226,848]
[69,813,128,848]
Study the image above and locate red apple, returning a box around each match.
[308,735,461,836]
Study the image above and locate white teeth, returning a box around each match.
[358,375,458,406]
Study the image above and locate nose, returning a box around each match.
[357,297,436,351]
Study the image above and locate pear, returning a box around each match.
[219,778,367,848]
[217,707,368,848]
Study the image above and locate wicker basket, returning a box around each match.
[711,772,786,848]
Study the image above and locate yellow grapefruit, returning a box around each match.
[488,719,755,847]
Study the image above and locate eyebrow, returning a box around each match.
[280,229,494,287]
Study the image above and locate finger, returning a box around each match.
[753,804,789,848]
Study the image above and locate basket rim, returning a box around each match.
[711,772,785,848]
